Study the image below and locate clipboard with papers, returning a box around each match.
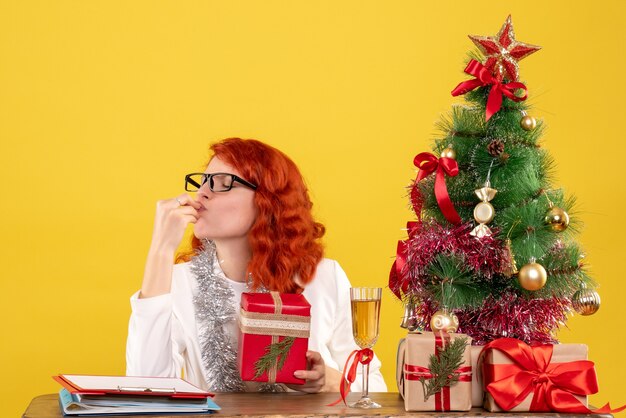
[53,374,220,415]
[54,374,213,398]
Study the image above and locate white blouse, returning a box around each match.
[126,258,387,392]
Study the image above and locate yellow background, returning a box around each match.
[1,1,625,415]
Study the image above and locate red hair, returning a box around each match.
[177,138,325,293]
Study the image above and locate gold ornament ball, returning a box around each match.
[518,262,547,291]
[440,147,456,160]
[545,206,570,232]
[572,289,601,316]
[520,115,537,131]
[430,310,459,333]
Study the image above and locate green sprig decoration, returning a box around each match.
[419,336,469,402]
[426,253,488,310]
[253,336,295,379]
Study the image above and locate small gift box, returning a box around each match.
[397,331,472,411]
[237,291,310,385]
[481,338,595,412]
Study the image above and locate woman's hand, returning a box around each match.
[139,194,201,298]
[287,351,341,393]
[321,365,343,392]
[150,194,202,253]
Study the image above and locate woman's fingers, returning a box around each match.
[289,351,325,393]
[181,214,199,224]
[294,369,322,381]
[306,350,325,369]
[173,193,202,209]
[150,195,201,252]
[176,206,199,218]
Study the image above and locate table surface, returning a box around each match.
[23,392,612,418]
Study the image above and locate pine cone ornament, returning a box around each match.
[487,139,505,157]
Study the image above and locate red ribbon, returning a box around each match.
[412,152,461,225]
[389,240,409,299]
[481,338,626,414]
[404,365,472,411]
[391,151,461,298]
[327,348,374,406]
[388,222,420,298]
[404,365,472,381]
[451,59,528,121]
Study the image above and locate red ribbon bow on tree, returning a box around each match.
[451,59,528,121]
[327,348,374,406]
[481,338,626,414]
[392,151,462,298]
[388,221,420,298]
[411,152,461,225]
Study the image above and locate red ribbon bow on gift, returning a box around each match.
[451,59,528,121]
[411,152,461,225]
[481,338,626,414]
[327,348,373,406]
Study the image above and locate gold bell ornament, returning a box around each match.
[518,257,547,291]
[470,181,498,238]
[430,309,459,333]
[572,284,601,316]
[520,111,537,131]
[502,238,519,277]
[400,298,420,331]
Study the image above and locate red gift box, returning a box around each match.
[237,291,310,385]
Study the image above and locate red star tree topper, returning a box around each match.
[469,15,541,81]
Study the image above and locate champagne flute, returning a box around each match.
[349,287,382,409]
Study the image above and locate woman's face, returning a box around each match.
[193,156,258,241]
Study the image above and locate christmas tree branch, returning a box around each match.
[426,253,487,310]
[254,336,295,379]
[419,336,469,402]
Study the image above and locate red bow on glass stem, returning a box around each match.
[451,59,528,121]
[411,152,461,225]
[327,348,373,406]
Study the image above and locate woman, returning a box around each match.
[126,138,386,393]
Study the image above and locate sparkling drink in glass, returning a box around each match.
[349,287,382,408]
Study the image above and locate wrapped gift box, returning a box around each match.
[397,331,472,411]
[470,345,484,407]
[237,292,310,385]
[482,338,591,412]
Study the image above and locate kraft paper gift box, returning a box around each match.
[397,331,472,411]
[470,345,484,407]
[482,338,590,412]
[237,291,310,385]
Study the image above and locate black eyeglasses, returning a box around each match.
[185,172,258,192]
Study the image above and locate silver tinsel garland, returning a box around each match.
[190,240,246,392]
[190,240,285,392]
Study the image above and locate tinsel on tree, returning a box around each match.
[390,15,601,345]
